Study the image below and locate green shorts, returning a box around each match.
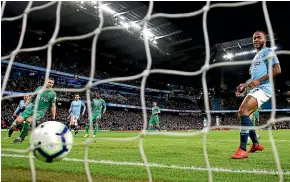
[20,106,45,121]
[149,116,159,125]
[91,113,102,121]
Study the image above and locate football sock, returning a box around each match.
[249,130,259,145]
[93,124,99,135]
[85,124,89,134]
[19,122,30,139]
[148,125,153,131]
[157,125,161,131]
[74,127,78,136]
[8,128,14,137]
[240,116,252,151]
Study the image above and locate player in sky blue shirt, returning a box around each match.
[5,95,32,139]
[232,31,281,159]
[68,94,86,136]
[250,47,280,95]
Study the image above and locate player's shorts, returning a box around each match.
[149,116,159,125]
[91,113,102,121]
[248,88,271,108]
[70,115,80,121]
[20,106,45,122]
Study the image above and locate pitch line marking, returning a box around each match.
[2,153,290,175]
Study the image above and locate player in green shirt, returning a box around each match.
[12,77,57,143]
[148,102,161,131]
[84,92,106,138]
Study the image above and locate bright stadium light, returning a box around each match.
[100,4,116,14]
[223,53,233,59]
[143,29,154,39]
[130,22,141,30]
[271,46,277,50]
[153,40,157,44]
[120,21,129,29]
[223,46,278,60]
[90,1,97,5]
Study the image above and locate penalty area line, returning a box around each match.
[2,153,290,175]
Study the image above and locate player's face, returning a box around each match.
[253,32,266,50]
[24,96,29,101]
[46,79,54,88]
[96,93,100,98]
[153,102,156,107]
[74,95,79,100]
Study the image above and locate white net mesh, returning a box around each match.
[1,1,290,182]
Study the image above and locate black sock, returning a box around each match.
[75,127,78,135]
[8,128,14,137]
[249,130,259,145]
[69,125,74,131]
[240,116,252,151]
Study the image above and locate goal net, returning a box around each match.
[1,1,290,182]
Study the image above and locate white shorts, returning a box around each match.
[248,88,271,108]
[70,115,79,125]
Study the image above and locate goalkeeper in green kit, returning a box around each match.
[84,92,106,138]
[148,102,161,131]
[12,77,57,143]
[235,67,260,140]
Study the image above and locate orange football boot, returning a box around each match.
[232,148,248,159]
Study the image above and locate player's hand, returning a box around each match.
[235,91,241,97]
[248,79,261,89]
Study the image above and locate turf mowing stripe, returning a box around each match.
[2,153,290,175]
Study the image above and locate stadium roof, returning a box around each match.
[2,1,203,69]
[2,1,290,90]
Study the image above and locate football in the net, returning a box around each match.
[30,121,73,163]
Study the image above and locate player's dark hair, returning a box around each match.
[48,77,54,80]
[75,93,79,96]
[254,30,267,39]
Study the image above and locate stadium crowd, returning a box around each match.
[2,100,289,131]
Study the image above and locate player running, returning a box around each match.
[68,94,86,137]
[148,102,161,132]
[4,96,32,139]
[232,31,281,159]
[12,77,57,143]
[84,92,106,138]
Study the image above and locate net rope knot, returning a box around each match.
[142,70,150,77]
[203,5,210,12]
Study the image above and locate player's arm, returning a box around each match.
[16,98,32,115]
[81,101,86,116]
[156,107,161,114]
[101,99,106,114]
[257,63,281,82]
[18,87,42,113]
[249,54,281,89]
[51,94,57,120]
[68,102,72,114]
[13,101,22,117]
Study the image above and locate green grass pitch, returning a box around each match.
[1,130,290,182]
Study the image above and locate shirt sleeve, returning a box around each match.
[14,101,22,114]
[51,92,57,104]
[266,49,279,65]
[82,101,86,114]
[102,99,107,114]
